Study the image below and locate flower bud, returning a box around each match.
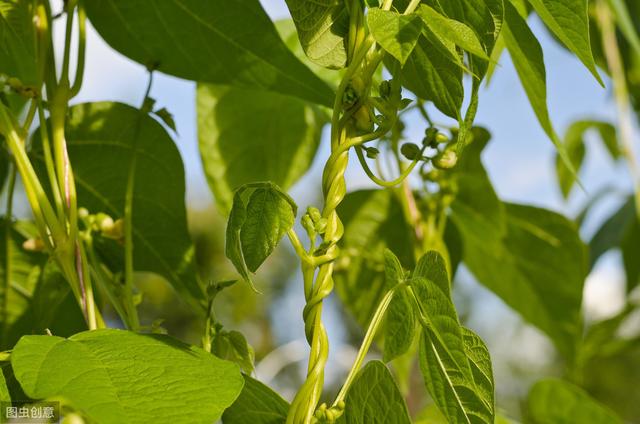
[307,207,322,223]
[23,238,45,252]
[434,149,458,169]
[400,143,421,160]
[379,80,391,99]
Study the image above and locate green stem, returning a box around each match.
[597,0,640,218]
[355,145,424,187]
[332,286,398,407]
[69,0,86,98]
[1,167,17,348]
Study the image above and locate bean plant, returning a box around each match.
[0,0,638,423]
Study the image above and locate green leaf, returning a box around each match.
[589,196,639,292]
[528,379,623,424]
[382,250,415,362]
[12,329,243,424]
[621,215,640,293]
[197,83,324,214]
[213,329,255,374]
[339,361,411,424]
[458,203,587,359]
[0,0,36,85]
[589,196,635,268]
[284,0,348,69]
[502,1,574,174]
[222,374,289,424]
[0,363,9,402]
[413,251,494,424]
[226,182,297,288]
[395,33,464,118]
[84,0,334,106]
[32,102,205,308]
[528,0,602,84]
[555,120,618,198]
[450,127,507,251]
[416,5,490,60]
[334,189,414,328]
[423,0,503,76]
[367,9,423,66]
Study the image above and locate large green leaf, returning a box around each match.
[222,375,289,424]
[459,203,587,359]
[0,0,36,85]
[334,189,414,328]
[413,252,494,423]
[502,1,573,170]
[416,5,490,60]
[226,182,296,288]
[32,102,205,308]
[12,329,243,424]
[197,84,324,214]
[284,0,349,69]
[527,0,602,84]
[84,0,334,106]
[527,379,623,424]
[555,120,618,198]
[382,249,415,362]
[396,33,464,118]
[367,8,423,66]
[338,361,411,424]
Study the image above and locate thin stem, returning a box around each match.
[37,102,65,220]
[597,0,640,218]
[1,167,17,348]
[70,0,86,98]
[59,0,78,84]
[332,286,398,407]
[120,75,154,333]
[355,145,423,187]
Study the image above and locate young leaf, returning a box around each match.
[367,9,423,66]
[502,1,574,173]
[555,120,618,198]
[394,34,464,119]
[412,251,494,424]
[11,329,244,424]
[226,182,297,288]
[84,0,334,106]
[458,203,587,359]
[213,329,255,374]
[382,249,415,362]
[31,102,206,309]
[423,0,503,76]
[334,190,414,328]
[222,375,289,424]
[197,84,324,214]
[416,5,490,60]
[338,361,411,424]
[527,0,602,84]
[528,379,623,424]
[283,0,349,69]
